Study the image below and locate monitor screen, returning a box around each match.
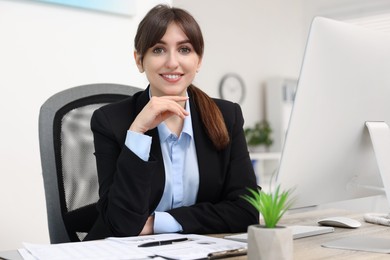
[275,17,390,209]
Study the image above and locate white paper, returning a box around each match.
[23,239,153,260]
[112,234,247,260]
[18,249,37,260]
[21,234,247,260]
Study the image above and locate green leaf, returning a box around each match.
[241,185,296,228]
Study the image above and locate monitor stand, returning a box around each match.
[364,121,390,226]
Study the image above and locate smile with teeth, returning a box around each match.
[162,74,182,80]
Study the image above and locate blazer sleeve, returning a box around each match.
[87,107,157,238]
[168,103,259,234]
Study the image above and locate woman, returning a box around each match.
[85,4,258,240]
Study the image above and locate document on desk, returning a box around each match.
[22,239,154,260]
[20,233,247,260]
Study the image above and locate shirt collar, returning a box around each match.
[181,99,193,138]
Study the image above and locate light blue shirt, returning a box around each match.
[125,97,199,233]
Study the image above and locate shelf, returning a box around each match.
[249,152,281,161]
[249,152,281,187]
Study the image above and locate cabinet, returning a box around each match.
[265,78,297,152]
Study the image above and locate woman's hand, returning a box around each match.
[139,215,155,235]
[129,96,189,133]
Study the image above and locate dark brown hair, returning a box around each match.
[134,5,229,150]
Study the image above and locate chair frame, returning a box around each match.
[39,83,142,243]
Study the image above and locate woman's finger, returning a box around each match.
[130,96,189,133]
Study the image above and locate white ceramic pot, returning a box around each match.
[247,224,293,260]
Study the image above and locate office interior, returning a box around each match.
[1,0,390,251]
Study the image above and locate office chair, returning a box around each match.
[39,83,142,243]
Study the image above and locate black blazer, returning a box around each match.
[85,87,259,240]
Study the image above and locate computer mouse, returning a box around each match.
[317,216,361,228]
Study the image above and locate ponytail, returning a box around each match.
[188,85,230,150]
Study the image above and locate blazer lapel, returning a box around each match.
[133,88,166,210]
[189,97,222,203]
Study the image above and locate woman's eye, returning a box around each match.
[152,47,165,54]
[179,47,191,54]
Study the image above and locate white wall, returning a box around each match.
[173,0,305,126]
[0,0,171,250]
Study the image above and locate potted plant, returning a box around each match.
[241,185,296,260]
[244,120,273,152]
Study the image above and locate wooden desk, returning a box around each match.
[214,208,390,260]
[2,208,390,260]
[282,208,390,259]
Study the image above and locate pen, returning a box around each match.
[207,248,247,259]
[138,237,189,247]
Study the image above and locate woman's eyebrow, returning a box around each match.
[157,39,191,45]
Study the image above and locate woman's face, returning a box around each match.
[135,22,202,97]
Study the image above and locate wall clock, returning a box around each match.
[219,73,246,104]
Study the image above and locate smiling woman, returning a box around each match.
[33,0,136,16]
[84,4,258,241]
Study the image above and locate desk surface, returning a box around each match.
[2,208,390,260]
[282,208,390,259]
[216,208,390,260]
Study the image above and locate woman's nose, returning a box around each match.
[165,52,179,69]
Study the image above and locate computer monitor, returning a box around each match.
[275,17,390,209]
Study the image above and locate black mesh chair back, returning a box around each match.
[39,83,142,243]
